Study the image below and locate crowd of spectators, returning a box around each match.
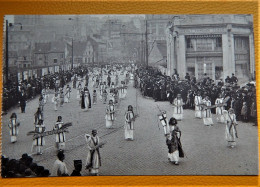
[135,66,257,124]
[1,153,50,178]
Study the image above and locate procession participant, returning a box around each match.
[111,82,115,88]
[73,75,77,89]
[54,116,66,151]
[115,74,119,86]
[51,151,69,176]
[168,117,177,134]
[107,75,111,87]
[33,119,45,155]
[102,89,108,104]
[166,120,184,165]
[157,110,169,136]
[64,85,71,103]
[120,81,127,99]
[77,82,83,100]
[215,94,225,123]
[124,105,135,140]
[105,100,115,128]
[41,88,47,104]
[8,113,20,143]
[114,89,119,106]
[19,90,27,113]
[93,90,97,105]
[60,90,64,107]
[52,92,59,111]
[109,89,115,104]
[34,107,44,126]
[224,108,238,148]
[194,92,203,118]
[71,160,82,176]
[39,95,45,112]
[172,94,184,121]
[82,89,91,111]
[85,130,103,176]
[202,96,214,126]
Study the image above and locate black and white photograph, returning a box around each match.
[1,14,258,177]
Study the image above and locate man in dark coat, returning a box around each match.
[19,91,27,113]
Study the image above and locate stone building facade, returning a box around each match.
[166,14,255,83]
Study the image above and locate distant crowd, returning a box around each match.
[135,67,257,124]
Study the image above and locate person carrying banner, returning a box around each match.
[54,116,66,151]
[224,108,238,148]
[33,119,45,155]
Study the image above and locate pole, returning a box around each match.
[72,38,73,69]
[145,20,148,67]
[5,20,9,85]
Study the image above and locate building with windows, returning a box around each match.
[166,14,255,83]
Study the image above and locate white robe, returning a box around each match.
[8,118,19,143]
[125,111,134,140]
[105,105,115,128]
[215,98,225,123]
[54,122,66,150]
[225,113,238,147]
[173,98,183,120]
[194,96,202,118]
[85,135,101,174]
[202,100,214,126]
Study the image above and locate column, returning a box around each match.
[222,32,235,80]
[249,33,255,79]
[177,35,186,79]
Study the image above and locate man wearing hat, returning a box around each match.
[71,160,82,176]
[85,130,103,176]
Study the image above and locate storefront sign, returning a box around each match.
[180,27,226,34]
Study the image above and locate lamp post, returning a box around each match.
[68,18,74,69]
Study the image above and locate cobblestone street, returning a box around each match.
[2,73,258,176]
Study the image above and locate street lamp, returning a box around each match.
[5,20,22,86]
[68,18,74,69]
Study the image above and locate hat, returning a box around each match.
[74,160,82,167]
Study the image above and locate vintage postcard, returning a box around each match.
[1,14,258,178]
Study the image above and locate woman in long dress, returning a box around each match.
[8,113,20,143]
[85,130,103,176]
[105,100,115,128]
[172,94,184,121]
[224,108,238,148]
[215,94,225,123]
[124,105,135,140]
[166,119,184,165]
[194,92,203,118]
[202,96,214,126]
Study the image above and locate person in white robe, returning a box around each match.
[124,105,135,140]
[194,92,203,118]
[33,119,45,155]
[105,100,115,128]
[8,113,20,143]
[77,82,83,100]
[224,108,238,148]
[173,94,184,121]
[64,85,71,103]
[34,107,44,126]
[202,96,214,126]
[54,116,66,151]
[120,81,127,99]
[52,92,59,111]
[85,130,103,176]
[52,151,69,176]
[215,94,225,123]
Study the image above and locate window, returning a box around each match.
[38,56,42,60]
[60,53,64,58]
[186,38,193,49]
[216,37,222,48]
[53,59,58,63]
[23,64,26,68]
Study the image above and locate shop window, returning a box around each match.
[186,38,193,49]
